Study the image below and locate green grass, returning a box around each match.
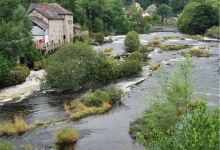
[55,128,79,144]
[0,115,28,135]
[181,48,210,57]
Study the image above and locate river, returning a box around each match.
[0,30,219,150]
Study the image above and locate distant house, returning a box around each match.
[27,3,73,54]
[142,11,150,17]
[73,24,82,36]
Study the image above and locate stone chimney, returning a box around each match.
[41,3,48,9]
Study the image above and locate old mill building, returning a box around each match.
[27,3,73,54]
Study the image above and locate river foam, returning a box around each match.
[0,70,45,104]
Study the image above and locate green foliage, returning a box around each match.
[44,42,143,91]
[0,65,30,88]
[130,57,194,148]
[92,17,104,32]
[118,59,143,77]
[177,2,218,34]
[157,4,172,23]
[83,90,109,107]
[104,84,123,104]
[0,141,13,150]
[0,55,10,80]
[0,1,39,67]
[124,31,140,53]
[127,52,143,61]
[154,101,219,150]
[93,32,104,43]
[83,84,122,107]
[55,128,79,144]
[205,26,220,39]
[94,56,119,81]
[43,43,99,91]
[138,45,149,61]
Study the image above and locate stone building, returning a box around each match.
[27,3,73,54]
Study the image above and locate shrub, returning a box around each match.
[149,63,160,70]
[124,31,140,53]
[93,32,104,43]
[14,115,28,134]
[0,65,30,88]
[43,43,105,91]
[205,26,220,38]
[118,59,142,77]
[83,90,101,107]
[138,45,149,61]
[181,48,210,57]
[55,128,79,144]
[104,84,122,104]
[104,47,114,53]
[0,141,13,150]
[130,57,195,148]
[0,115,28,135]
[127,52,143,61]
[148,37,161,46]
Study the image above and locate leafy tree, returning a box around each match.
[124,31,140,53]
[177,2,218,34]
[146,4,157,15]
[0,55,10,80]
[0,1,39,67]
[43,42,100,91]
[157,4,172,23]
[92,18,104,33]
[169,0,188,15]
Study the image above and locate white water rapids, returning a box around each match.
[0,70,45,104]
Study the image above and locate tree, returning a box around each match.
[43,42,105,91]
[146,4,157,15]
[124,31,140,53]
[169,0,188,15]
[177,2,218,34]
[0,1,39,67]
[157,4,172,23]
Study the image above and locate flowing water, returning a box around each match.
[0,30,219,150]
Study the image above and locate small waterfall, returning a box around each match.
[0,70,45,104]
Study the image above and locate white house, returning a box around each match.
[27,3,73,54]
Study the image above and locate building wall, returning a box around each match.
[48,20,64,45]
[63,15,73,43]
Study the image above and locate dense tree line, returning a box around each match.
[0,0,41,81]
[177,0,219,34]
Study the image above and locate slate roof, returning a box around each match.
[29,16,49,30]
[73,24,81,29]
[27,3,73,20]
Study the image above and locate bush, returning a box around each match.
[124,31,140,53]
[181,48,210,57]
[0,115,28,135]
[205,26,220,39]
[93,32,104,43]
[55,128,79,144]
[0,65,30,88]
[43,43,104,91]
[118,59,142,77]
[104,84,122,104]
[130,57,195,148]
[177,2,218,35]
[0,141,13,150]
[127,52,143,61]
[148,37,161,46]
[138,45,149,61]
[83,90,102,107]
[149,63,160,70]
